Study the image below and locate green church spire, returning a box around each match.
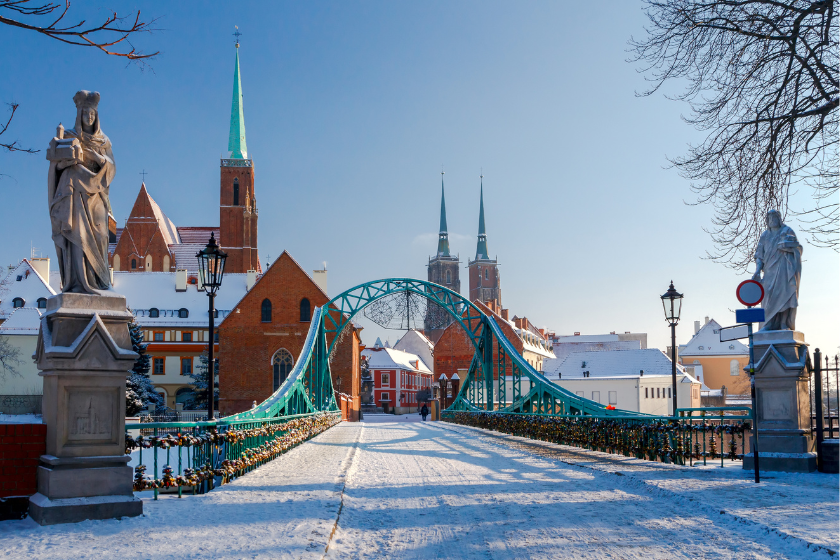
[228,36,248,160]
[437,172,450,257]
[475,175,489,260]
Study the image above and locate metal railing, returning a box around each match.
[442,406,753,467]
[125,412,341,500]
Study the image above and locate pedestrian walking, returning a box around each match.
[420,403,429,421]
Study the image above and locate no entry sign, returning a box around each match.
[736,280,764,307]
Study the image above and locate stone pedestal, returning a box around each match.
[28,292,142,525]
[742,330,817,473]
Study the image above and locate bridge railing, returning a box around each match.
[125,411,341,500]
[442,406,753,467]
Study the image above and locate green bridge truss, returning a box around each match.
[227,278,642,422]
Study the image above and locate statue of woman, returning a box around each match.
[752,209,802,331]
[47,91,115,294]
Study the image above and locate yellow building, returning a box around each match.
[679,318,750,396]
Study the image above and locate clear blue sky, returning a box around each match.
[1,1,836,354]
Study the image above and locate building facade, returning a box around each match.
[362,345,433,414]
[679,318,750,395]
[468,178,501,308]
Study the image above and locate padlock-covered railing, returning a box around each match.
[125,412,341,500]
[442,407,753,467]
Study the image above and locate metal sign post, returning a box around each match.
[732,279,765,484]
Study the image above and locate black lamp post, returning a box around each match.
[196,232,227,420]
[661,281,683,417]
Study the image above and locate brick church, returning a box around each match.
[105,41,361,419]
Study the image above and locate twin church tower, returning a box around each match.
[424,173,501,339]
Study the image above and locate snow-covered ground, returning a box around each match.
[0,419,836,559]
[0,413,42,423]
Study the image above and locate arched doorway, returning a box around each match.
[272,348,294,392]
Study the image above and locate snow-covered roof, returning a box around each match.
[546,348,699,384]
[393,329,434,371]
[0,259,56,321]
[112,271,249,328]
[0,307,43,335]
[680,319,749,357]
[548,340,640,365]
[361,347,432,374]
[512,326,555,359]
[552,334,622,343]
[145,188,180,245]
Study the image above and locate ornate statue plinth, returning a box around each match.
[743,330,816,473]
[28,292,142,525]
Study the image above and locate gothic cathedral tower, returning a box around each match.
[468,176,501,307]
[424,173,460,341]
[220,39,259,274]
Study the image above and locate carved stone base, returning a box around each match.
[743,330,816,473]
[29,493,142,526]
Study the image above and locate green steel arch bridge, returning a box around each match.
[226,278,639,422]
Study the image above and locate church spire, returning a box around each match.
[228,30,248,160]
[475,175,489,260]
[437,172,450,257]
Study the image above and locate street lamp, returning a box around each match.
[661,280,683,417]
[196,232,227,420]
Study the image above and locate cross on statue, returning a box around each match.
[139,169,148,182]
[234,27,242,45]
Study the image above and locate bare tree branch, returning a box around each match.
[0,103,38,153]
[629,0,838,268]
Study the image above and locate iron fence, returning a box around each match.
[809,349,839,472]
[0,395,42,415]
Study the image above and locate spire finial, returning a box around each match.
[437,172,450,257]
[139,169,148,183]
[233,26,242,47]
[476,175,489,260]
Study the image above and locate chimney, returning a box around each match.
[694,320,701,334]
[175,269,188,292]
[501,308,509,321]
[312,266,327,295]
[704,316,710,325]
[30,258,49,281]
[246,269,257,291]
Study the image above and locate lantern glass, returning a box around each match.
[660,281,683,323]
[195,233,228,293]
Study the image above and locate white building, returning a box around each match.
[393,329,434,374]
[545,349,702,415]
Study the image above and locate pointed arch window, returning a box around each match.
[445,270,451,285]
[261,299,272,323]
[299,298,311,322]
[272,348,294,391]
[233,178,240,206]
[131,258,137,270]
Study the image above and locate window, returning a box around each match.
[272,348,294,391]
[485,269,488,280]
[131,258,137,270]
[609,391,617,405]
[656,388,660,398]
[445,270,451,284]
[381,392,390,402]
[214,331,219,343]
[381,373,390,386]
[233,178,240,206]
[668,388,672,398]
[175,388,192,406]
[12,297,24,308]
[592,391,600,403]
[730,359,741,376]
[182,332,192,342]
[645,387,649,399]
[181,357,192,375]
[153,357,165,375]
[153,331,164,342]
[37,298,47,309]
[15,275,21,281]
[576,391,584,397]
[299,298,311,322]
[178,308,189,318]
[149,308,159,318]
[261,299,272,322]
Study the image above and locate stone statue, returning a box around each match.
[752,209,802,331]
[47,91,115,294]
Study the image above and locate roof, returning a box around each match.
[144,186,180,245]
[547,340,640,365]
[0,307,43,335]
[228,44,248,159]
[393,329,434,371]
[475,179,488,260]
[361,347,432,374]
[112,271,249,328]
[437,176,450,257]
[681,319,749,357]
[0,259,56,321]
[546,348,699,384]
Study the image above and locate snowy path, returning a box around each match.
[0,419,836,559]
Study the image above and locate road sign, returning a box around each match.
[736,280,764,307]
[720,324,750,342]
[736,308,765,324]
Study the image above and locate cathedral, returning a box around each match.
[424,174,501,342]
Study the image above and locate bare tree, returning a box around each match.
[0,0,159,153]
[0,336,22,381]
[630,1,838,269]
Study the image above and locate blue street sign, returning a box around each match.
[736,307,765,324]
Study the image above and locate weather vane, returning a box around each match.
[234,26,242,46]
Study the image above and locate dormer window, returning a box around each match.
[37,298,47,309]
[15,275,22,282]
[149,308,160,318]
[178,308,189,318]
[12,297,24,308]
